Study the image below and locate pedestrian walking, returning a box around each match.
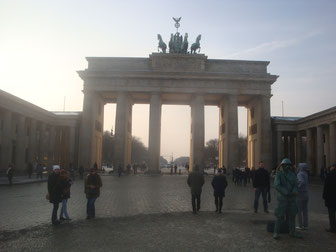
[118,164,123,177]
[273,158,302,239]
[69,163,75,181]
[174,164,178,174]
[211,168,228,213]
[6,164,14,186]
[296,163,309,230]
[187,165,205,214]
[85,168,102,219]
[79,165,84,179]
[323,163,336,233]
[47,165,62,225]
[59,169,72,221]
[27,162,33,178]
[36,163,43,179]
[253,161,270,213]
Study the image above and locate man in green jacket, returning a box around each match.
[187,165,205,214]
[273,158,302,239]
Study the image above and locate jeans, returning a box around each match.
[297,197,308,227]
[191,194,201,212]
[60,199,70,219]
[254,187,268,211]
[215,196,223,211]
[87,198,97,218]
[52,202,59,224]
[328,207,336,231]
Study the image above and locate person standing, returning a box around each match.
[273,158,302,239]
[253,161,270,213]
[27,162,33,179]
[78,165,84,180]
[59,169,72,221]
[187,165,205,214]
[85,168,102,219]
[6,164,14,186]
[47,165,62,225]
[36,163,43,179]
[296,163,309,230]
[211,168,228,213]
[323,163,336,233]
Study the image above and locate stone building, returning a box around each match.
[272,106,336,175]
[0,90,80,174]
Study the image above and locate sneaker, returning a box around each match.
[296,226,304,230]
[60,217,66,221]
[52,220,61,225]
[273,233,279,240]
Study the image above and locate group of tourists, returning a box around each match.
[47,165,102,225]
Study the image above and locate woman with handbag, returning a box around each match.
[59,169,72,221]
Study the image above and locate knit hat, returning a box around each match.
[53,165,60,170]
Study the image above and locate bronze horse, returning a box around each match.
[190,34,201,54]
[157,34,167,53]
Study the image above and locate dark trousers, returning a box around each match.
[327,207,336,231]
[254,187,268,211]
[192,194,201,212]
[215,196,223,211]
[52,202,59,224]
[87,198,97,217]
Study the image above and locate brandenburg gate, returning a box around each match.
[77,20,278,173]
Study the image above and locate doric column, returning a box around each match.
[329,123,336,165]
[47,126,56,168]
[38,123,46,163]
[289,134,295,163]
[148,93,162,173]
[28,119,37,163]
[306,129,313,172]
[114,92,132,171]
[276,130,283,165]
[1,110,12,169]
[69,126,76,165]
[296,131,302,165]
[259,95,272,170]
[190,94,205,171]
[15,114,26,172]
[316,126,323,175]
[79,91,95,170]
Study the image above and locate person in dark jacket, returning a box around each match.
[79,165,84,180]
[323,163,336,233]
[253,161,270,213]
[85,168,102,219]
[59,169,72,221]
[47,165,62,225]
[6,164,14,186]
[187,165,205,214]
[296,163,309,230]
[211,168,228,213]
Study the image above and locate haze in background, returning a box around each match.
[1,0,335,158]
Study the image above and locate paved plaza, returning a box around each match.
[0,174,335,251]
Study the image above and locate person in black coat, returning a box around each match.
[253,161,270,213]
[323,163,336,233]
[47,165,62,225]
[6,164,14,186]
[211,168,228,213]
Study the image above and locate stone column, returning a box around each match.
[259,96,272,170]
[316,126,323,175]
[296,131,302,165]
[28,119,37,163]
[47,126,56,168]
[190,95,205,171]
[1,110,12,169]
[289,134,295,163]
[306,129,313,172]
[15,114,26,172]
[148,93,162,173]
[79,91,95,170]
[69,126,76,165]
[38,123,46,163]
[329,123,336,165]
[276,130,283,165]
[114,92,132,171]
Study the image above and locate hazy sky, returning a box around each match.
[1,0,336,159]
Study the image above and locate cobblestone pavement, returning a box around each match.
[0,174,334,251]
